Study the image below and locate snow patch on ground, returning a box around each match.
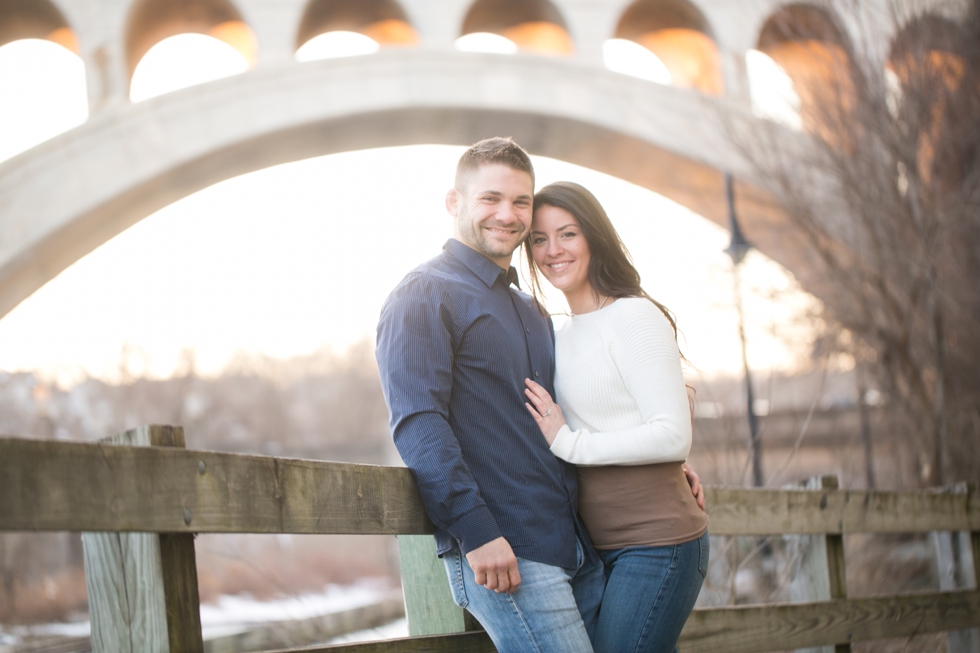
[0,578,402,646]
[328,617,408,644]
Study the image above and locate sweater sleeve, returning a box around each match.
[548,300,692,466]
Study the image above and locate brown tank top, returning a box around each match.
[577,462,708,550]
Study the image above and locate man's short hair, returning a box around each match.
[455,137,535,190]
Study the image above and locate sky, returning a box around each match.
[0,34,817,386]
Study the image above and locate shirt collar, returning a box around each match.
[444,238,520,289]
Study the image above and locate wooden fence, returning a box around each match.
[1,425,978,653]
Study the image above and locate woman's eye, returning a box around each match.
[531,237,546,245]
[561,231,577,239]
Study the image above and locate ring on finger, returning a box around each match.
[544,409,551,417]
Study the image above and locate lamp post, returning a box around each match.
[724,172,764,488]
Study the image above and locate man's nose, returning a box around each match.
[498,202,518,222]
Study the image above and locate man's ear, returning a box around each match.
[445,188,459,217]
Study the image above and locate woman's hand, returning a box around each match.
[524,379,566,445]
[681,464,706,510]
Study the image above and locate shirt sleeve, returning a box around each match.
[375,274,502,555]
[548,300,693,466]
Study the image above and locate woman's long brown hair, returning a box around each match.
[524,181,681,344]
[524,181,694,412]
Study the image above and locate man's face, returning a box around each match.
[447,163,534,268]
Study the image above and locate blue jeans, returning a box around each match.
[443,538,604,653]
[594,530,709,653]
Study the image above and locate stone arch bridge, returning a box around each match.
[0,0,965,317]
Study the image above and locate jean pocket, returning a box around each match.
[697,531,710,579]
[443,548,469,609]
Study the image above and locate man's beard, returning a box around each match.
[461,220,524,261]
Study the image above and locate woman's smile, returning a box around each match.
[530,204,592,300]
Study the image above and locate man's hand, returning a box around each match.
[682,464,705,511]
[466,537,521,594]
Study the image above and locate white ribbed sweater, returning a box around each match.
[550,297,692,466]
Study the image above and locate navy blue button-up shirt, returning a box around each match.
[376,239,582,568]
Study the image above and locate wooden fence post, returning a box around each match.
[396,535,472,636]
[970,482,980,590]
[81,425,203,653]
[935,482,980,653]
[786,475,850,653]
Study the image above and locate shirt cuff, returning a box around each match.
[549,424,576,462]
[447,505,503,556]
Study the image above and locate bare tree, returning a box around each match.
[727,0,980,486]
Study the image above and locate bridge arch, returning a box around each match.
[613,0,722,95]
[296,0,418,50]
[0,0,77,53]
[888,12,979,190]
[124,0,257,82]
[756,3,856,138]
[0,50,797,320]
[460,0,573,55]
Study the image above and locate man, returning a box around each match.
[376,138,705,651]
[376,137,602,651]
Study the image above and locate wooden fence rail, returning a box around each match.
[5,436,978,537]
[1,427,978,653]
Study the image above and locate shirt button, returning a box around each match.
[534,371,540,377]
[525,328,530,333]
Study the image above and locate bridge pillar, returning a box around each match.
[719,50,752,109]
[403,0,468,50]
[711,3,762,110]
[83,40,130,111]
[239,0,304,68]
[561,2,620,68]
[50,0,130,110]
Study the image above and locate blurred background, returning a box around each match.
[0,0,977,650]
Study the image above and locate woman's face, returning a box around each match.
[529,204,591,296]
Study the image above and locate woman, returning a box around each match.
[522,181,708,653]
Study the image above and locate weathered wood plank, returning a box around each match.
[252,591,980,653]
[203,596,405,653]
[822,479,850,653]
[261,631,496,653]
[970,482,980,589]
[933,483,979,653]
[82,530,169,653]
[82,427,183,653]
[785,476,848,653]
[677,590,980,653]
[397,535,466,636]
[0,437,434,535]
[705,485,979,535]
[973,530,980,589]
[82,426,204,653]
[160,532,204,653]
[3,436,977,536]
